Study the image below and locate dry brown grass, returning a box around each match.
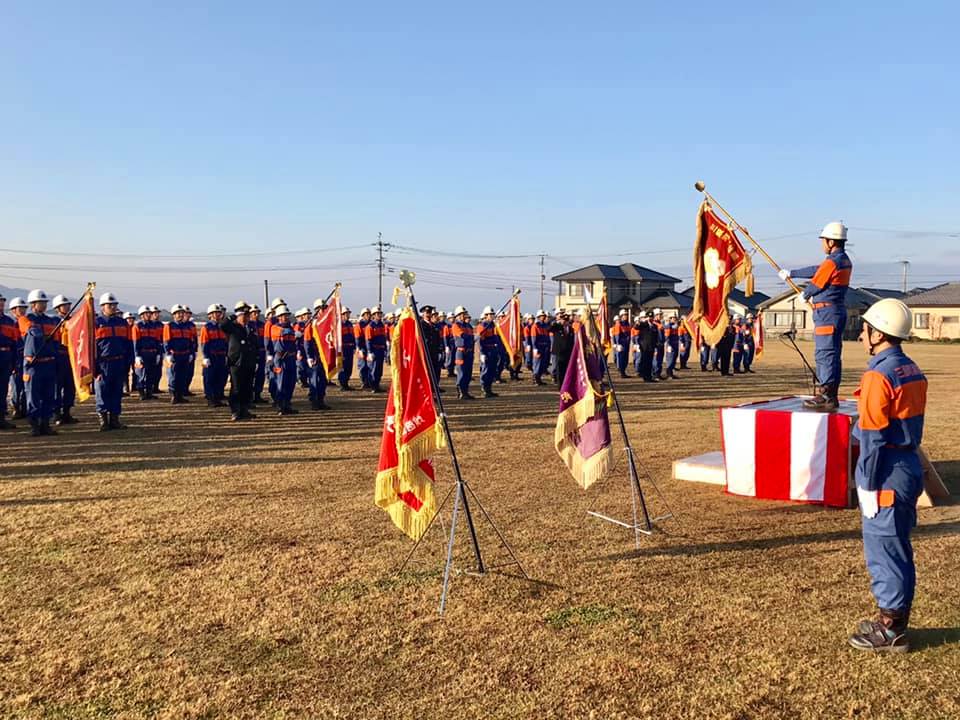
[1,341,959,719]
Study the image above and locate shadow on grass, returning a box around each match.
[0,494,138,507]
[910,627,960,650]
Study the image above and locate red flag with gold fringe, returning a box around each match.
[597,289,611,353]
[64,290,96,402]
[313,291,343,381]
[754,310,765,359]
[374,307,445,540]
[496,295,523,369]
[690,200,754,346]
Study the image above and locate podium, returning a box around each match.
[720,396,858,508]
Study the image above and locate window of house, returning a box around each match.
[772,311,805,328]
[914,313,930,329]
[941,316,959,324]
[566,282,588,298]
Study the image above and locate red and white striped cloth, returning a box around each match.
[720,397,858,507]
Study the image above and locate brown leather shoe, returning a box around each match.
[849,610,909,653]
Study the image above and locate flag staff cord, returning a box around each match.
[694,181,804,295]
[396,272,526,615]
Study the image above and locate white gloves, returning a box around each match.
[307,358,316,368]
[202,358,211,368]
[615,344,622,352]
[857,487,879,519]
[266,354,274,363]
[189,354,195,362]
[480,354,486,364]
[296,351,303,362]
[134,356,143,368]
[155,355,162,365]
[533,350,540,358]
[778,268,791,281]
[367,353,375,362]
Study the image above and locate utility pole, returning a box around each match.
[539,254,546,310]
[263,279,269,309]
[376,232,391,306]
[900,260,910,294]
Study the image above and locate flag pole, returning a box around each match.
[694,181,804,295]
[495,288,521,315]
[27,283,96,365]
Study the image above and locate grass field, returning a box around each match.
[2,340,958,719]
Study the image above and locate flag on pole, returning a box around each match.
[754,310,765,359]
[681,312,701,352]
[555,313,613,490]
[313,289,343,381]
[374,307,445,540]
[690,200,754,346]
[63,288,96,402]
[496,294,523,369]
[597,289,611,353]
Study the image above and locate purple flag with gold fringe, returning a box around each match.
[555,319,613,489]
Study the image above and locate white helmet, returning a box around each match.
[170,303,185,314]
[313,297,326,309]
[51,294,70,308]
[536,309,547,316]
[137,305,150,316]
[482,305,495,316]
[123,312,135,319]
[205,303,219,314]
[274,304,292,317]
[746,313,755,319]
[619,309,628,316]
[653,308,662,315]
[820,221,847,241]
[27,289,49,304]
[342,306,351,314]
[9,296,27,309]
[98,292,118,306]
[295,307,310,317]
[249,304,261,313]
[372,304,383,313]
[148,305,159,313]
[360,307,371,315]
[863,298,912,340]
[270,297,286,310]
[453,305,467,317]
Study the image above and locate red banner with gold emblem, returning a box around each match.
[597,289,611,353]
[313,291,342,381]
[374,307,445,540]
[690,200,754,346]
[496,295,523,369]
[64,290,96,402]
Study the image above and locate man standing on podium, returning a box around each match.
[779,222,852,411]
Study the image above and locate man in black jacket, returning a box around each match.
[638,312,658,382]
[550,311,575,385]
[418,304,444,391]
[220,301,259,421]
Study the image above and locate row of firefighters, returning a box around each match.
[0,289,762,434]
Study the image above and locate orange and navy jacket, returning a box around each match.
[163,321,197,358]
[133,319,164,356]
[270,321,297,358]
[443,322,455,350]
[663,320,679,347]
[530,321,552,349]
[341,319,356,351]
[0,313,22,364]
[96,315,134,365]
[294,320,308,355]
[476,320,499,352]
[792,249,852,320]
[302,320,319,361]
[247,318,266,355]
[364,320,387,353]
[451,321,474,357]
[522,321,532,348]
[200,321,227,358]
[261,317,275,353]
[854,346,926,492]
[611,319,630,347]
[20,313,58,365]
[355,319,369,353]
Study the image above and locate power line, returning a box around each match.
[0,242,372,259]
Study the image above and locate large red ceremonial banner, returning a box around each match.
[597,290,611,353]
[720,397,856,508]
[64,292,96,402]
[374,307,444,540]
[313,293,342,381]
[690,201,753,346]
[496,295,523,369]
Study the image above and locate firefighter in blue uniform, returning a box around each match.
[294,307,311,388]
[663,313,680,379]
[779,222,852,411]
[731,315,745,374]
[0,293,20,430]
[678,319,691,370]
[339,306,356,390]
[651,309,665,378]
[133,305,161,400]
[530,310,552,386]
[247,304,267,403]
[270,305,299,416]
[364,306,388,393]
[148,306,164,396]
[51,294,79,424]
[94,292,133,431]
[183,306,198,395]
[494,311,509,384]
[304,298,330,410]
[122,312,137,395]
[742,313,756,373]
[611,310,631,378]
[476,305,500,399]
[355,307,371,388]
[200,303,228,407]
[444,313,457,377]
[450,306,475,400]
[847,299,926,653]
[164,303,196,404]
[20,290,61,436]
[8,296,28,419]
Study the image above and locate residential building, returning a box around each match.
[905,282,960,339]
[551,264,681,318]
[757,286,904,339]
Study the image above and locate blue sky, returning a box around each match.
[1,2,957,313]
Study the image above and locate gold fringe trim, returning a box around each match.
[556,441,614,490]
[374,465,437,541]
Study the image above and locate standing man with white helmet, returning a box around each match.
[164,304,197,404]
[364,305,388,393]
[200,303,228,407]
[779,222,853,411]
[338,306,356,391]
[51,294,79,424]
[20,290,59,436]
[530,309,552,386]
[0,292,21,430]
[451,306,475,400]
[246,304,267,403]
[8,297,29,419]
[355,307,372,389]
[476,305,500,398]
[94,292,134,430]
[269,304,299,415]
[132,305,162,400]
[611,309,631,378]
[847,299,926,653]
